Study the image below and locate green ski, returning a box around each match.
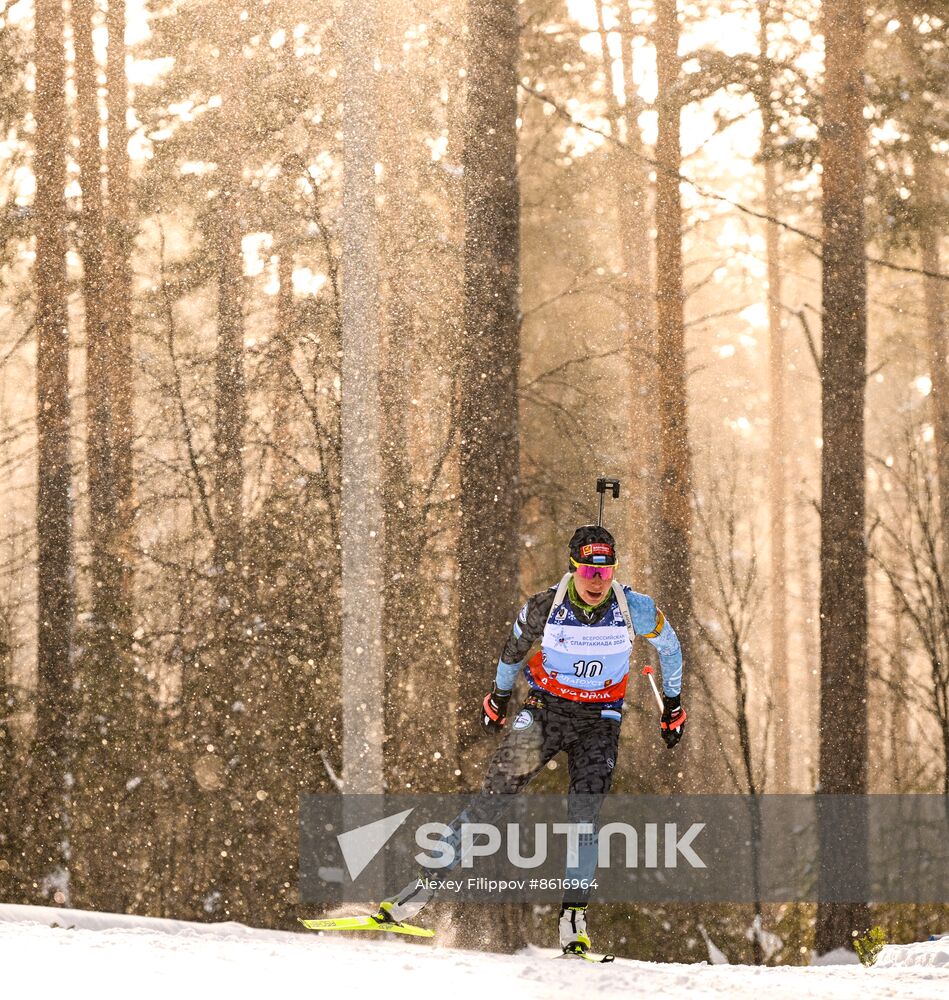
[298,915,434,938]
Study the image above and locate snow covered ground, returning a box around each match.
[0,903,947,999]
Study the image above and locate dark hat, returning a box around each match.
[568,525,617,565]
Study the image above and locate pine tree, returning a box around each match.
[653,0,695,673]
[339,0,386,795]
[457,0,522,751]
[816,0,870,955]
[32,0,76,899]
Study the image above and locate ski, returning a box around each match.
[298,916,435,938]
[557,948,615,964]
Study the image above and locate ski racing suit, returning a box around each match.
[382,573,683,919]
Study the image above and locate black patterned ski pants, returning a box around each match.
[386,694,621,916]
[482,694,621,799]
[456,694,620,905]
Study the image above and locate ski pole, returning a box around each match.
[641,666,664,713]
[643,666,688,733]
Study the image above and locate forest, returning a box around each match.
[0,0,947,965]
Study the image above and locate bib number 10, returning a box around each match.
[572,659,603,678]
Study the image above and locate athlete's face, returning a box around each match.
[573,565,612,605]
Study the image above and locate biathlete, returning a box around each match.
[375,524,687,955]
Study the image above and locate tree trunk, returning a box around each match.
[595,0,656,581]
[457,0,521,752]
[33,0,76,899]
[815,0,870,954]
[340,0,386,795]
[74,0,115,621]
[104,0,136,637]
[72,0,138,912]
[213,130,246,599]
[887,580,907,792]
[378,0,416,783]
[898,10,949,572]
[189,15,250,920]
[377,7,445,792]
[458,0,528,951]
[271,240,296,497]
[653,0,695,671]
[919,159,949,558]
[793,479,820,786]
[756,0,790,791]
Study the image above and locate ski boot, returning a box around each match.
[559,905,592,956]
[374,872,437,926]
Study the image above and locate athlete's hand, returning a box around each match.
[661,694,687,748]
[480,683,512,733]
